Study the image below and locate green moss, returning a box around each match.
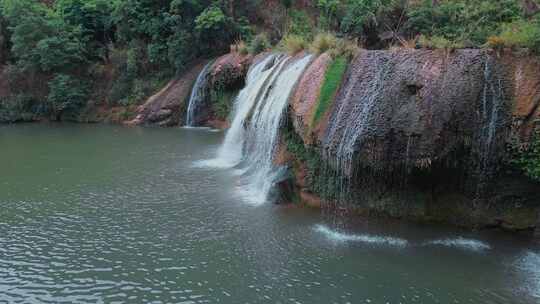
[311,57,347,127]
[210,87,236,121]
[511,134,540,182]
[282,121,340,200]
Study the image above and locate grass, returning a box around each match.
[281,34,308,55]
[311,57,348,127]
[310,32,338,54]
[248,34,270,55]
[418,35,465,50]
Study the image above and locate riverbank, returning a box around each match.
[3,48,540,234]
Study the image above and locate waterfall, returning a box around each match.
[215,54,286,167]
[321,55,393,205]
[202,53,313,204]
[477,55,507,193]
[185,61,213,127]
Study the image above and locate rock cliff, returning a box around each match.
[284,49,540,230]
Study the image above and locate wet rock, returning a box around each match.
[290,53,332,144]
[503,53,540,141]
[191,52,253,128]
[127,61,209,127]
[211,53,253,89]
[322,49,499,173]
[286,49,540,229]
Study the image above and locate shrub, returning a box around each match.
[418,34,465,50]
[47,74,88,120]
[281,34,308,55]
[0,94,40,122]
[330,37,360,60]
[231,40,249,55]
[310,32,338,54]
[249,33,270,55]
[312,57,347,127]
[512,135,540,182]
[485,36,507,50]
[211,88,236,120]
[494,19,540,53]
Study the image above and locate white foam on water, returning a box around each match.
[314,225,409,247]
[515,250,540,299]
[181,126,212,130]
[424,237,491,252]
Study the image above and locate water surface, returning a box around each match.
[1,124,539,303]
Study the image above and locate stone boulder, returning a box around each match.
[127,61,209,127]
[286,49,540,230]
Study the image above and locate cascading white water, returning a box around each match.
[238,55,313,204]
[201,53,313,205]
[185,61,213,127]
[213,54,286,167]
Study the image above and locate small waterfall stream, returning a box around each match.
[204,53,313,204]
[477,55,508,194]
[322,55,393,206]
[185,61,213,127]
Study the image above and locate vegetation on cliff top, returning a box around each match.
[0,0,539,123]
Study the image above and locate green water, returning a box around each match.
[0,124,539,304]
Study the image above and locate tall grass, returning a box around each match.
[282,35,309,55]
[311,57,348,127]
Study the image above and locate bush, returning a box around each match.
[485,36,507,50]
[332,38,360,60]
[312,57,347,127]
[418,34,465,50]
[310,32,338,54]
[47,74,88,120]
[309,32,359,60]
[0,94,40,122]
[249,33,270,55]
[231,40,249,55]
[512,135,540,181]
[281,34,308,55]
[493,19,540,53]
[211,88,236,120]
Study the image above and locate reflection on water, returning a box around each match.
[0,124,539,304]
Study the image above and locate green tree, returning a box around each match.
[1,0,86,72]
[47,74,88,120]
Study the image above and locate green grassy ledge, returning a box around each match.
[311,57,348,127]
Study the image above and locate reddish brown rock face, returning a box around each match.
[290,53,332,144]
[285,49,540,230]
[211,53,253,89]
[504,54,540,139]
[128,61,209,127]
[128,52,252,127]
[321,49,500,173]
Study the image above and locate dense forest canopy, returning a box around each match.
[0,0,539,121]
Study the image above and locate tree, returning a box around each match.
[55,0,116,61]
[47,74,87,120]
[2,0,86,72]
